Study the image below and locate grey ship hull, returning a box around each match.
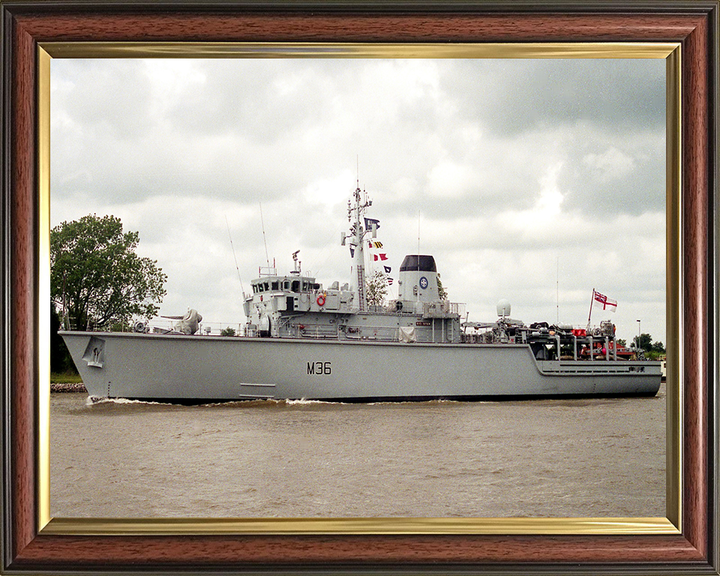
[61,331,662,403]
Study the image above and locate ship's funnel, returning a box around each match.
[398,255,439,304]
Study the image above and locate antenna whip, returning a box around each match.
[225,216,246,297]
[259,202,271,268]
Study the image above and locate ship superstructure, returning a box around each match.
[244,186,463,344]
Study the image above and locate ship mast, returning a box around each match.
[347,184,373,312]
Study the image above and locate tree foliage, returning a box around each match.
[436,275,448,301]
[50,304,75,373]
[51,214,167,330]
[633,333,665,358]
[634,333,654,352]
[366,270,389,307]
[651,341,666,354]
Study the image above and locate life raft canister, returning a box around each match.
[317,293,326,307]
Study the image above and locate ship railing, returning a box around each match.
[422,301,465,318]
[298,324,340,339]
[140,319,247,336]
[342,325,459,344]
[343,326,402,342]
[525,332,621,362]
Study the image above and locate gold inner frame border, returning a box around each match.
[37,41,682,537]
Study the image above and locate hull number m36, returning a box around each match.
[307,361,332,375]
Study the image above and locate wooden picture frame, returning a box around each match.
[2,1,717,573]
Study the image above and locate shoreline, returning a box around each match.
[50,382,87,393]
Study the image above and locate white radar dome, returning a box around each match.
[497,299,511,318]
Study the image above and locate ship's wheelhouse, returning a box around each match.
[250,276,320,296]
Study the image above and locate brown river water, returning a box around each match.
[50,385,665,519]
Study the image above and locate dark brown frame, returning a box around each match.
[2,2,717,573]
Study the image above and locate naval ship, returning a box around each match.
[60,186,662,403]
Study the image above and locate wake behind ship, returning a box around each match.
[60,185,662,403]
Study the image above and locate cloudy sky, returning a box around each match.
[50,56,666,344]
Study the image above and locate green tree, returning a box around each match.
[50,303,75,373]
[652,340,666,354]
[366,270,388,307]
[634,333,653,352]
[436,274,448,301]
[51,214,167,330]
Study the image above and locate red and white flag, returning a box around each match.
[593,290,617,312]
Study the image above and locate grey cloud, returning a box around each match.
[51,58,666,247]
[556,128,665,217]
[165,60,330,143]
[52,59,154,139]
[446,59,665,136]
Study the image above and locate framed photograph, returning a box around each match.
[2,2,717,574]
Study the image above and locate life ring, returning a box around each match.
[317,294,326,307]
